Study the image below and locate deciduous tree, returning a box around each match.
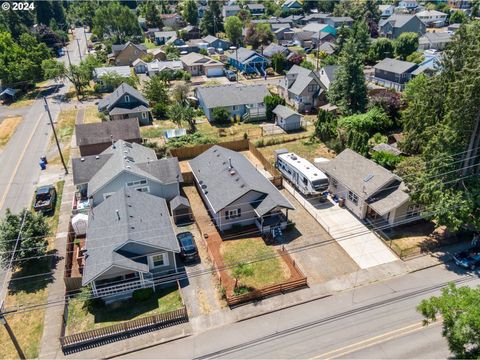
[183,0,198,26]
[92,2,142,43]
[224,16,243,46]
[394,32,419,60]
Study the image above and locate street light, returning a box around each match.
[230,46,239,83]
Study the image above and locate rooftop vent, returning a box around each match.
[95,155,99,160]
[230,170,236,175]
[364,174,374,182]
[115,210,120,220]
[80,157,85,162]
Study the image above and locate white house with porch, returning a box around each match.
[189,145,294,234]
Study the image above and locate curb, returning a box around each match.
[103,332,193,359]
[236,294,332,323]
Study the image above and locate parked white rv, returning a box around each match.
[274,149,329,196]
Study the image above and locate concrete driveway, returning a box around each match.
[280,190,359,284]
[283,182,398,269]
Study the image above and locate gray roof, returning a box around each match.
[372,143,403,156]
[379,14,419,29]
[368,183,410,216]
[247,3,265,10]
[272,104,299,119]
[154,31,176,38]
[318,41,336,55]
[109,105,149,115]
[320,65,339,83]
[196,84,269,109]
[75,119,141,147]
[303,23,332,33]
[202,35,220,44]
[72,154,113,185]
[170,195,190,210]
[262,43,289,58]
[421,31,452,45]
[317,149,401,199]
[180,52,223,67]
[75,140,182,195]
[82,188,180,285]
[94,66,131,79]
[303,13,331,21]
[111,42,147,54]
[99,83,148,112]
[189,145,294,215]
[284,65,322,96]
[374,58,417,74]
[224,5,241,11]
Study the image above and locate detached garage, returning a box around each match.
[170,195,193,225]
[273,105,302,132]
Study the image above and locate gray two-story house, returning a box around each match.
[82,188,181,299]
[98,83,152,126]
[373,58,418,91]
[379,14,426,39]
[277,65,326,113]
[72,140,182,207]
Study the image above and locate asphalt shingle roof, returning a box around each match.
[170,195,190,210]
[99,83,148,112]
[272,104,299,119]
[379,14,419,29]
[196,84,269,109]
[82,188,180,285]
[284,65,322,96]
[189,145,294,215]
[75,119,141,147]
[374,58,417,74]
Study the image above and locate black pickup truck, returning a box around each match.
[33,185,57,213]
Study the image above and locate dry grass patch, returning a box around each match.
[0,116,22,148]
[141,120,178,139]
[196,121,262,141]
[221,237,290,290]
[83,105,102,124]
[259,138,335,164]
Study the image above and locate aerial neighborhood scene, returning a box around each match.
[1,0,480,358]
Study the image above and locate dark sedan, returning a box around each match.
[454,245,480,270]
[177,232,199,262]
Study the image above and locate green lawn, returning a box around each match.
[221,238,290,290]
[66,286,183,335]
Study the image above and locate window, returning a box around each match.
[126,179,147,187]
[103,192,115,200]
[232,105,238,111]
[124,95,130,102]
[135,186,149,193]
[141,112,147,119]
[152,254,169,267]
[225,208,241,220]
[348,191,358,205]
[302,177,308,186]
[308,84,317,92]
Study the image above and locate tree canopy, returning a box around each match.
[327,37,367,115]
[145,1,163,29]
[368,38,394,62]
[224,16,243,46]
[398,22,480,231]
[200,1,223,35]
[92,2,142,43]
[245,23,274,50]
[418,283,480,359]
[183,0,198,26]
[394,32,419,60]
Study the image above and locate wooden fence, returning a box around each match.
[64,223,83,292]
[248,141,283,187]
[169,139,249,160]
[60,306,188,351]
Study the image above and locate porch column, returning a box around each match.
[91,282,98,297]
[139,272,145,287]
[261,216,264,233]
[173,253,178,274]
[286,209,289,222]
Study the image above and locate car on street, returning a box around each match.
[453,245,480,270]
[176,231,199,262]
[33,185,57,213]
[224,69,237,81]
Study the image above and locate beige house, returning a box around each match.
[180,52,224,77]
[109,42,147,66]
[147,48,167,61]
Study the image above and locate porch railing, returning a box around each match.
[94,277,154,298]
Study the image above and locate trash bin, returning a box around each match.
[338,198,345,207]
[39,160,46,170]
[40,156,48,164]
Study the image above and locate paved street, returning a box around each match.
[117,265,477,359]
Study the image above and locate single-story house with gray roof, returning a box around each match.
[195,84,269,122]
[316,149,419,226]
[72,140,182,207]
[373,58,418,90]
[273,105,302,131]
[189,145,294,234]
[83,188,180,299]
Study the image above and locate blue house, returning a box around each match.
[282,0,302,10]
[227,47,269,75]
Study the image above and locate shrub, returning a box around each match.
[78,286,104,312]
[212,108,231,124]
[264,93,285,122]
[132,288,154,302]
[371,151,403,170]
[152,103,168,119]
[233,285,253,296]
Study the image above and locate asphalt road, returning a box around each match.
[0,27,87,217]
[118,265,478,359]
[0,28,88,303]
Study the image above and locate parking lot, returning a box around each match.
[280,190,359,284]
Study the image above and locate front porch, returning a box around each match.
[255,209,289,235]
[242,104,266,122]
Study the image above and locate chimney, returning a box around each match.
[115,209,120,220]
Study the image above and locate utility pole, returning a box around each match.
[43,97,68,175]
[0,313,25,359]
[83,26,88,52]
[76,38,83,61]
[316,30,320,71]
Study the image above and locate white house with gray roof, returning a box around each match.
[72,140,182,207]
[82,188,180,298]
[195,84,269,122]
[316,149,420,227]
[189,146,294,234]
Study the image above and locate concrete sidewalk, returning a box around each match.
[283,181,398,269]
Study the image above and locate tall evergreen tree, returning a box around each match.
[200,1,223,35]
[36,0,54,25]
[145,1,163,29]
[327,37,368,115]
[51,1,66,26]
[183,0,198,26]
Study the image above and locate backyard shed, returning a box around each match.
[273,105,302,131]
[170,195,193,224]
